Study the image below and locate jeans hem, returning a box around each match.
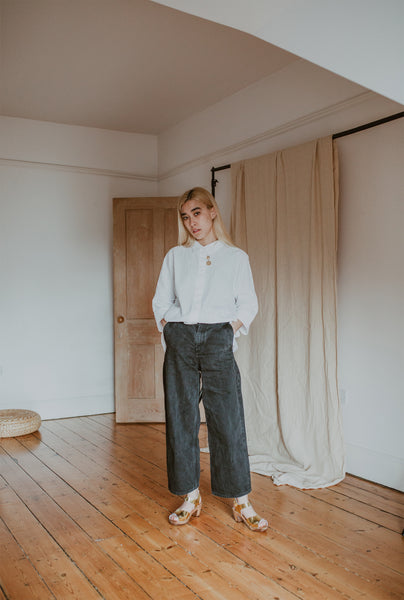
[211,487,252,499]
[169,485,200,497]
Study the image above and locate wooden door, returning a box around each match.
[113,197,178,422]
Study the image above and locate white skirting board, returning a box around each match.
[0,394,115,422]
[345,442,404,492]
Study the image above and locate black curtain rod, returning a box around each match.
[332,110,404,140]
[210,111,404,196]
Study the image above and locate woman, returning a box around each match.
[152,187,267,532]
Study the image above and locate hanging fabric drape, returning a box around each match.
[231,136,345,489]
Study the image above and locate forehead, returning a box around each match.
[181,198,207,214]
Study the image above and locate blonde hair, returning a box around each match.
[177,187,234,247]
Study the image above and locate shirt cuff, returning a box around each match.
[236,313,252,336]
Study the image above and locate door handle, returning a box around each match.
[117,316,125,324]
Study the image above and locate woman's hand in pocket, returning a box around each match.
[231,319,243,334]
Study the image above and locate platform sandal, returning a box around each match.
[232,499,268,532]
[168,492,202,525]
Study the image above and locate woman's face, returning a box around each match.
[180,198,217,246]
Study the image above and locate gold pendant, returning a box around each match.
[206,255,211,266]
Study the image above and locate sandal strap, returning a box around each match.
[185,493,200,505]
[175,501,195,516]
[233,500,251,511]
[174,493,201,516]
[246,514,263,525]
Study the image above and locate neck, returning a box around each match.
[198,234,218,247]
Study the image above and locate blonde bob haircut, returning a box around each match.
[177,187,234,247]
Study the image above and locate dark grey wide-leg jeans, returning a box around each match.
[163,322,251,498]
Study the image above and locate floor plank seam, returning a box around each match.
[28,431,310,599]
[0,445,106,599]
[96,541,204,600]
[299,489,403,534]
[1,445,174,599]
[200,524,350,600]
[243,516,388,587]
[3,418,402,600]
[33,427,172,513]
[321,480,404,510]
[51,419,169,476]
[11,435,230,599]
[44,422,404,587]
[0,513,57,600]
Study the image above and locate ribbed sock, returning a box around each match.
[186,487,200,501]
[236,494,249,505]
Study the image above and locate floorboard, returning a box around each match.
[0,414,403,600]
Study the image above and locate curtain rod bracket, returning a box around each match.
[211,164,231,196]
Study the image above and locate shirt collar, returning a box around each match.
[193,240,223,253]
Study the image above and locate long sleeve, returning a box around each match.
[152,250,176,332]
[234,252,258,336]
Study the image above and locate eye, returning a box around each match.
[182,215,188,221]
[194,211,200,216]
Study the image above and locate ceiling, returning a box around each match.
[0,0,297,134]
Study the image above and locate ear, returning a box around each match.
[210,208,217,220]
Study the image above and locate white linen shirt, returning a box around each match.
[152,240,258,346]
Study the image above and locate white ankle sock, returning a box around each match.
[186,487,200,501]
[236,494,258,519]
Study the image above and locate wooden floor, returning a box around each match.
[0,414,403,600]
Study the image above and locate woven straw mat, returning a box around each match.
[0,409,41,438]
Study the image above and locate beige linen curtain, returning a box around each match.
[231,136,345,488]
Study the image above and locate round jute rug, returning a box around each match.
[0,409,41,438]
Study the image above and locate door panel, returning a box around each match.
[113,197,177,422]
[126,209,155,319]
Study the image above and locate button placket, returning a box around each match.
[188,249,207,323]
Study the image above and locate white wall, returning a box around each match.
[0,117,158,419]
[152,0,404,105]
[337,120,404,491]
[158,64,404,490]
